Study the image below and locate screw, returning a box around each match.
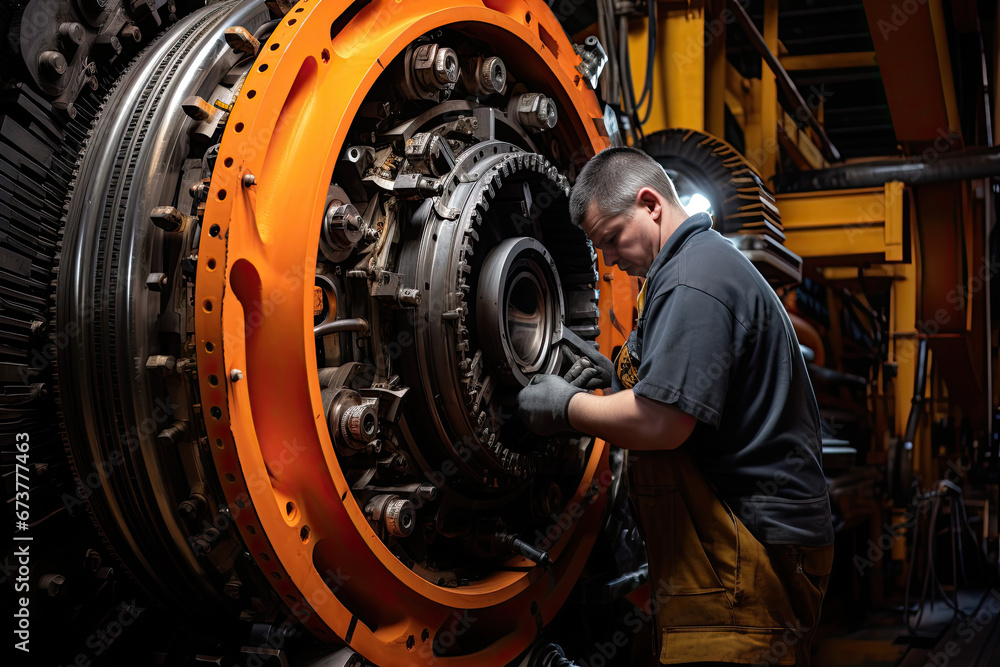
[230,369,244,382]
[242,173,256,188]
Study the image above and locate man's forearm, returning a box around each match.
[567,389,696,450]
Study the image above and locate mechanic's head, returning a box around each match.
[569,146,687,277]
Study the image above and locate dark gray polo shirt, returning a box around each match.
[614,213,834,546]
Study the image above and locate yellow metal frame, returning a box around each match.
[780,51,877,71]
[778,182,905,262]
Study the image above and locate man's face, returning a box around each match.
[580,197,659,277]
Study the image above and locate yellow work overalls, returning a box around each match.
[617,283,834,666]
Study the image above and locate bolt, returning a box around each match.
[146,272,168,291]
[416,485,438,501]
[121,25,142,42]
[410,44,460,99]
[178,493,206,519]
[431,47,459,86]
[397,288,421,307]
[230,368,244,382]
[38,51,67,77]
[384,497,415,537]
[464,55,506,96]
[242,173,256,188]
[157,421,190,446]
[514,93,558,132]
[58,22,86,46]
[146,355,177,374]
[150,205,188,232]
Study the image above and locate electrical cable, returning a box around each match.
[635,0,656,126]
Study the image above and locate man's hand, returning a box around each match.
[516,374,586,435]
[563,356,614,390]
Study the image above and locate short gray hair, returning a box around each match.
[569,146,682,227]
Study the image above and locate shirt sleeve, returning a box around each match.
[631,285,740,429]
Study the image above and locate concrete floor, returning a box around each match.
[814,589,1000,667]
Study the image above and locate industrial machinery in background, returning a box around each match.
[3,0,1000,665]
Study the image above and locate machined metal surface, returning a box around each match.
[194,1,616,662]
[5,0,625,663]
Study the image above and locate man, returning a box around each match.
[517,147,834,665]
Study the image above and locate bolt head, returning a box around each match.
[38,51,67,77]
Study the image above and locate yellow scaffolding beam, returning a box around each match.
[777,182,905,262]
[628,1,705,134]
[780,51,878,71]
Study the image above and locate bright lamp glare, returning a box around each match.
[683,193,712,216]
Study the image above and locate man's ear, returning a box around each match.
[635,187,662,220]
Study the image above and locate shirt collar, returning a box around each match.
[645,212,713,281]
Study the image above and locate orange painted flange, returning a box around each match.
[194,0,621,663]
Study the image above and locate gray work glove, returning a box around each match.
[563,352,614,390]
[517,374,586,436]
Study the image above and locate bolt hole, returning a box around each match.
[224,157,233,167]
[203,299,213,313]
[260,552,270,561]
[205,341,215,352]
[258,63,268,72]
[208,374,218,386]
[215,438,223,448]
[340,491,347,501]
[421,629,429,642]
[247,525,256,535]
[209,224,220,237]
[525,12,531,23]
[217,189,227,201]
[406,635,415,650]
[287,18,296,25]
[270,43,279,51]
[321,48,330,63]
[207,258,217,270]
[295,6,304,11]
[286,501,296,517]
[300,525,310,542]
[234,122,244,132]
[225,473,235,483]
[210,406,222,419]
[247,90,256,99]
